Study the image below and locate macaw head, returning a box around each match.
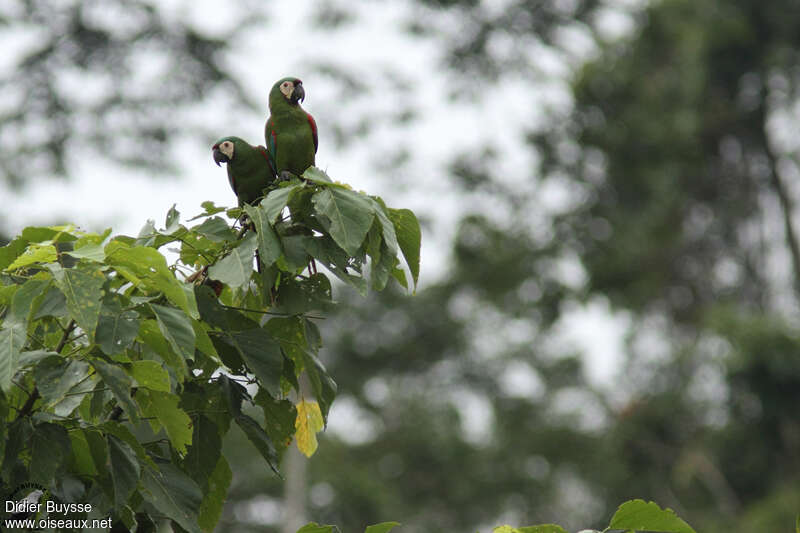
[270,77,305,109]
[212,137,237,166]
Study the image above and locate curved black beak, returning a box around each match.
[291,82,305,104]
[213,146,229,166]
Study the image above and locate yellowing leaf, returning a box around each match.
[6,244,57,270]
[295,400,324,457]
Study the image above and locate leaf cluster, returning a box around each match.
[0,168,420,532]
[298,499,700,533]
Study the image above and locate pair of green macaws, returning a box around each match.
[212,77,318,206]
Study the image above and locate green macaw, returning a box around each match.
[265,77,318,179]
[212,136,276,206]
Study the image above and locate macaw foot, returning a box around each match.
[279,171,296,182]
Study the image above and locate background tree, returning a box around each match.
[218,1,800,532]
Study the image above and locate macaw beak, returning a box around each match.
[291,82,305,104]
[213,146,229,166]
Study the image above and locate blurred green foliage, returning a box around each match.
[216,1,800,532]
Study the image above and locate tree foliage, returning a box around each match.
[0,168,420,531]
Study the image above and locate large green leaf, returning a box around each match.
[263,317,335,418]
[8,279,49,327]
[68,429,98,476]
[312,187,375,256]
[193,216,236,242]
[138,389,192,454]
[217,374,246,417]
[129,360,170,392]
[255,389,297,457]
[92,359,140,423]
[264,316,307,367]
[139,319,187,376]
[366,222,394,291]
[0,238,28,271]
[97,310,140,356]
[296,523,340,533]
[244,204,282,268]
[150,303,196,362]
[198,456,232,532]
[33,355,91,407]
[183,415,221,490]
[21,224,80,243]
[370,198,399,255]
[180,381,232,436]
[50,264,105,338]
[387,208,421,290]
[83,428,109,484]
[260,183,301,223]
[506,525,568,533]
[105,241,199,318]
[52,374,96,417]
[191,318,220,361]
[141,463,203,533]
[227,328,283,396]
[302,235,368,295]
[235,413,280,474]
[5,243,57,270]
[365,522,401,533]
[32,285,68,319]
[300,347,337,421]
[108,434,141,508]
[0,324,26,393]
[0,283,16,308]
[30,422,70,484]
[280,234,314,271]
[302,166,335,184]
[100,421,157,469]
[16,349,56,369]
[208,232,258,288]
[64,240,107,262]
[304,320,336,419]
[1,419,31,481]
[195,285,258,332]
[273,274,333,315]
[608,500,696,533]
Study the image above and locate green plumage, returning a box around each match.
[265,77,318,177]
[212,136,275,206]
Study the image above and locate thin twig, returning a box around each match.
[218,303,324,320]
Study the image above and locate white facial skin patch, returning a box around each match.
[280,80,295,99]
[219,140,234,159]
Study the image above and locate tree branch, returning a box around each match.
[767,152,800,299]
